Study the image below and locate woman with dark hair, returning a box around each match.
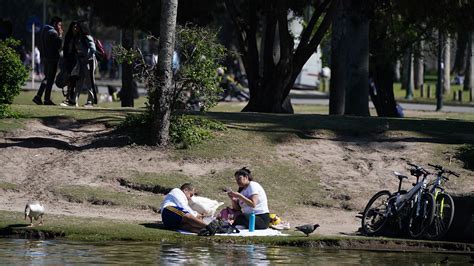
[226,167,270,230]
[60,20,96,107]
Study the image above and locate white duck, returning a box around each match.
[24,201,45,227]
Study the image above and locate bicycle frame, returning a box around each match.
[429,174,447,218]
[388,174,428,216]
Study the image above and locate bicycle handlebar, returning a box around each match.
[428,163,460,177]
[407,162,430,176]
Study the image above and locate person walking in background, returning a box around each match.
[33,46,42,79]
[59,21,79,106]
[60,21,96,107]
[32,16,63,105]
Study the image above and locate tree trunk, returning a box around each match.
[453,29,468,76]
[369,10,398,117]
[401,48,414,99]
[436,30,444,111]
[121,29,135,107]
[329,0,347,115]
[343,0,369,116]
[413,41,424,90]
[226,0,337,114]
[443,36,451,94]
[464,31,473,95]
[151,0,178,146]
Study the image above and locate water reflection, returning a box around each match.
[0,238,471,265]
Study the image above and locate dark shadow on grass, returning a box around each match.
[6,224,30,228]
[206,112,474,145]
[140,222,167,230]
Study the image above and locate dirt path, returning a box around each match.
[1,118,472,237]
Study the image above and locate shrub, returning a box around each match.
[0,39,28,106]
[118,112,226,147]
[170,115,226,148]
[0,105,20,119]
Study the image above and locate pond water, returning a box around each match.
[0,238,471,265]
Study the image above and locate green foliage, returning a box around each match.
[112,45,141,65]
[0,38,28,108]
[0,105,21,119]
[117,111,153,145]
[118,112,226,147]
[169,115,226,148]
[176,25,226,111]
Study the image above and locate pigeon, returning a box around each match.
[295,224,320,236]
[24,201,45,227]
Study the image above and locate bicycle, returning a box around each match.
[424,164,458,240]
[361,163,435,238]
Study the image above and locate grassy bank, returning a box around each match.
[0,210,472,253]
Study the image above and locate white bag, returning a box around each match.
[189,196,224,217]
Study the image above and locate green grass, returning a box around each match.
[13,90,148,108]
[54,185,164,211]
[1,210,473,253]
[0,182,18,191]
[393,80,474,105]
[210,103,329,114]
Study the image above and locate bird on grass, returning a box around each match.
[24,201,45,227]
[295,224,320,236]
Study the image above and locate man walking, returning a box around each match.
[32,16,63,105]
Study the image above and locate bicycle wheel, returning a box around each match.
[361,190,391,236]
[425,193,455,240]
[407,192,435,238]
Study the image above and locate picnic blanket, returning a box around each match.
[177,228,288,237]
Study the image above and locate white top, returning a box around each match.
[160,188,198,217]
[239,181,269,215]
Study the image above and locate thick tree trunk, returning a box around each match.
[443,37,451,94]
[413,41,424,90]
[464,32,473,95]
[121,29,135,107]
[453,29,468,76]
[401,48,414,99]
[226,0,337,114]
[329,0,347,115]
[369,10,398,117]
[343,0,369,116]
[151,0,178,145]
[370,61,399,117]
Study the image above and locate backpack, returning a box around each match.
[94,38,107,62]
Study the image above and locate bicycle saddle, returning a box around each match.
[393,171,408,181]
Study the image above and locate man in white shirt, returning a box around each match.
[160,183,208,233]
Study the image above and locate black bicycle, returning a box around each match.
[424,164,458,240]
[361,163,435,238]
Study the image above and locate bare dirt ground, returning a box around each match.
[1,118,472,237]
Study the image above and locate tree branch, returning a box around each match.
[297,0,338,71]
[298,0,331,49]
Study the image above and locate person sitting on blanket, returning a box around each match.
[226,167,270,230]
[160,183,208,233]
